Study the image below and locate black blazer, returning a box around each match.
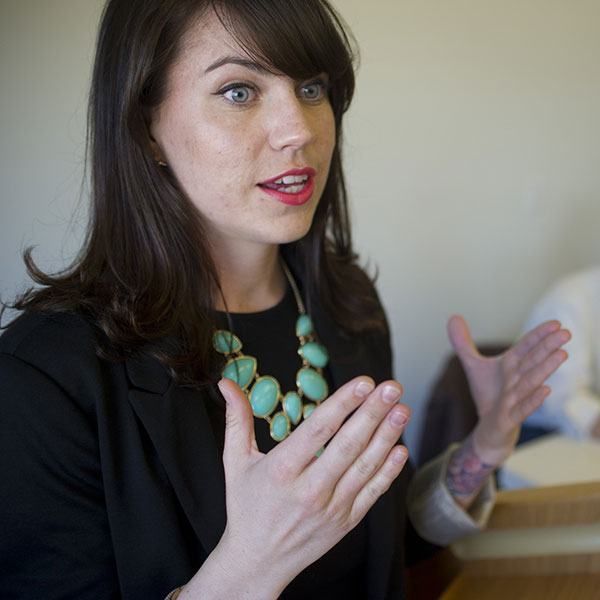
[0,303,414,599]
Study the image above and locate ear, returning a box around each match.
[149,138,162,161]
[147,108,167,165]
[148,135,167,167]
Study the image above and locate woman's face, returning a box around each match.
[150,11,336,254]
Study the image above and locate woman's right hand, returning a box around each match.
[181,376,410,599]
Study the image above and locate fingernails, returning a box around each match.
[355,380,375,398]
[217,379,231,403]
[390,407,409,427]
[382,384,402,404]
[392,448,408,465]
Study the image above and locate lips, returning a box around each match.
[258,168,316,206]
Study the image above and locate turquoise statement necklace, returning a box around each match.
[213,262,329,442]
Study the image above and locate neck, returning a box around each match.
[213,242,286,313]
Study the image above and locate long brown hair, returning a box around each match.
[7,0,385,387]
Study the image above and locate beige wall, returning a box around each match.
[2,0,599,456]
[0,0,102,305]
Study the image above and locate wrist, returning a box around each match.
[445,434,495,508]
[182,533,288,600]
[470,422,517,467]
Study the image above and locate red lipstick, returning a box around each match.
[258,168,316,206]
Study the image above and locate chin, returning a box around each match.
[276,221,315,245]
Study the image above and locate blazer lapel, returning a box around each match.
[126,355,227,554]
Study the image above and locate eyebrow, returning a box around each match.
[204,56,271,74]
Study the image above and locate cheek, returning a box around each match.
[196,122,255,173]
[324,114,336,157]
[174,129,257,216]
[171,126,236,184]
[318,114,337,182]
[316,107,336,166]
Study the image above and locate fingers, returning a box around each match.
[447,315,478,362]
[296,382,409,528]
[350,445,409,523]
[308,382,405,483]
[325,399,410,502]
[274,376,378,474]
[518,325,571,373]
[218,378,259,473]
[513,347,568,401]
[513,320,568,360]
[509,385,550,423]
[507,322,569,402]
[499,344,566,430]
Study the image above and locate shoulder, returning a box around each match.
[1,310,100,366]
[549,267,600,299]
[0,310,120,408]
[1,309,95,348]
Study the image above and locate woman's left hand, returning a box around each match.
[447,315,571,466]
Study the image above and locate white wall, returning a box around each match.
[337,0,600,455]
[0,0,102,302]
[2,1,599,458]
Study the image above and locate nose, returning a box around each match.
[267,93,317,152]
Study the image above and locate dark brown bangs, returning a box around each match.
[211,0,356,117]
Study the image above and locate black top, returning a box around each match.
[211,287,368,598]
[0,275,416,599]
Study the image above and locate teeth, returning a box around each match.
[276,184,304,193]
[273,174,309,185]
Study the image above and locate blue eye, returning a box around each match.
[301,84,321,99]
[224,86,250,103]
[299,79,328,102]
[215,82,257,105]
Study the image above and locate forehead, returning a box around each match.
[173,4,329,84]
[175,10,248,71]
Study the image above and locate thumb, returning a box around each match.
[447,314,479,364]
[218,378,257,470]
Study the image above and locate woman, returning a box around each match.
[0,0,569,598]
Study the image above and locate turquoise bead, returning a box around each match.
[296,315,313,337]
[303,403,316,419]
[299,342,328,368]
[283,391,302,425]
[297,368,328,402]
[222,356,256,390]
[213,330,242,354]
[270,412,290,441]
[249,376,280,417]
